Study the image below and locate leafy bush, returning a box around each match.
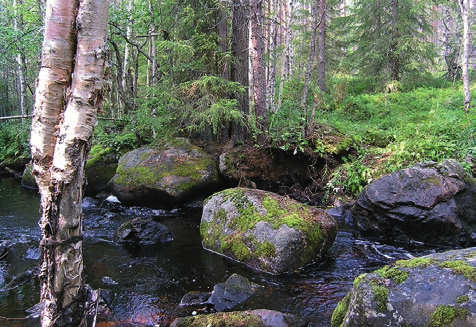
[0,121,30,166]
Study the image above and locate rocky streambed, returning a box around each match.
[0,176,453,326]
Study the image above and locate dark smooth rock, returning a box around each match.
[114,218,173,246]
[207,274,261,312]
[352,159,476,246]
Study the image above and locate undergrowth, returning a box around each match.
[315,82,475,197]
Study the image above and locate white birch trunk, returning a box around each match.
[459,0,471,111]
[31,0,109,325]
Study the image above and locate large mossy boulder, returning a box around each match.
[352,159,476,246]
[331,247,476,327]
[171,309,306,327]
[110,138,220,208]
[200,188,338,274]
[85,145,118,195]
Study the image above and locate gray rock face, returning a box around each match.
[200,188,338,274]
[109,138,220,208]
[352,159,476,246]
[114,218,173,246]
[332,247,476,327]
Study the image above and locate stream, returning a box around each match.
[0,176,447,326]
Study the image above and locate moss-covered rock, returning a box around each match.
[110,138,221,208]
[332,247,476,327]
[170,309,306,327]
[200,188,338,274]
[21,162,37,190]
[85,144,118,195]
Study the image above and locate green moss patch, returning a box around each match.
[395,257,435,269]
[375,265,410,284]
[439,260,476,281]
[353,273,368,286]
[371,283,389,313]
[456,294,469,304]
[428,305,468,327]
[172,311,266,327]
[331,292,351,327]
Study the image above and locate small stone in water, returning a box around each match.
[101,276,118,285]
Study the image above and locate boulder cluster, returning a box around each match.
[23,136,476,327]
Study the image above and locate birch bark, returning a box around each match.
[458,0,471,112]
[31,0,109,325]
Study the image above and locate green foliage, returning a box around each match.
[325,153,372,197]
[316,81,475,196]
[346,0,435,82]
[179,75,246,135]
[0,121,30,165]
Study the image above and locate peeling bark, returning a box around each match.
[31,1,109,326]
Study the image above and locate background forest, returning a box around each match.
[0,0,475,199]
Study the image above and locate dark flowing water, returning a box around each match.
[0,176,446,326]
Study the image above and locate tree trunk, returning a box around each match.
[250,0,268,144]
[390,0,400,81]
[13,0,27,119]
[317,0,327,92]
[121,0,134,115]
[217,2,229,79]
[266,0,278,114]
[276,0,294,112]
[231,0,250,143]
[458,0,471,112]
[147,0,157,88]
[301,0,319,109]
[31,0,109,326]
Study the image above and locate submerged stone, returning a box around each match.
[207,274,262,312]
[200,188,338,274]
